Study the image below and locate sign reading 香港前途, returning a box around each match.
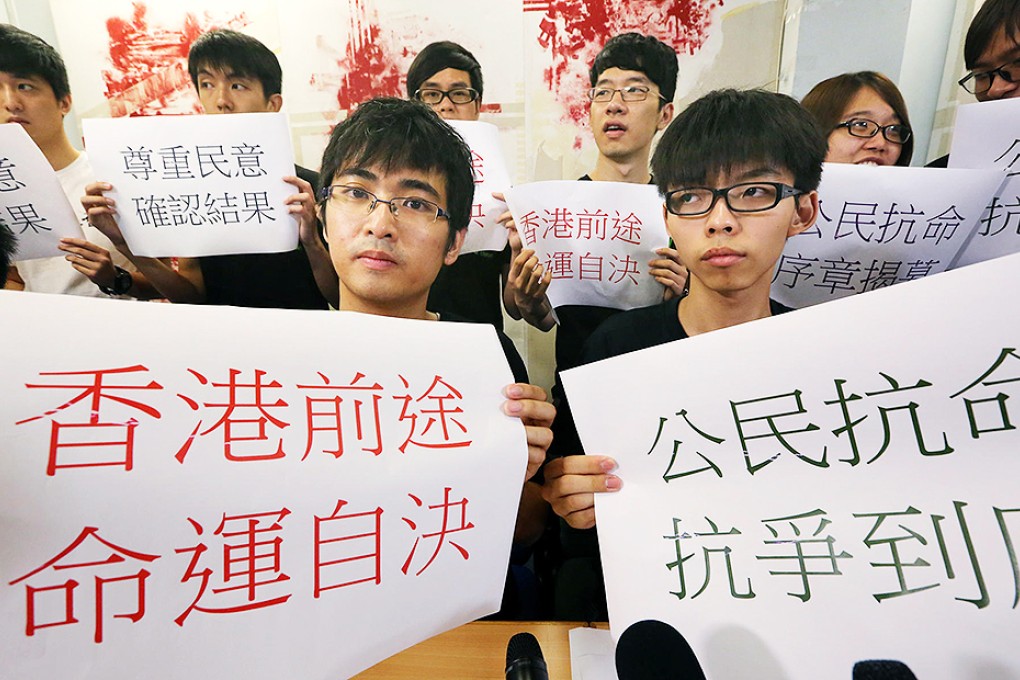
[0,293,527,680]
[504,180,669,310]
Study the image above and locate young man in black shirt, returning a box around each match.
[542,88,826,619]
[316,100,554,608]
[406,41,510,329]
[84,29,338,309]
[929,0,1020,166]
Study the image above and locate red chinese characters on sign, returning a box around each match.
[175,368,290,463]
[470,202,485,229]
[298,371,385,460]
[314,499,384,596]
[521,207,645,245]
[8,527,160,642]
[174,508,292,626]
[470,150,485,184]
[15,367,475,473]
[16,365,164,476]
[10,486,478,644]
[401,488,475,577]
[395,375,472,452]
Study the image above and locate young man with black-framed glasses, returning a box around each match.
[541,88,826,620]
[929,0,1020,167]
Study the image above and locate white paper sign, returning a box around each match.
[563,254,1020,679]
[772,163,1002,308]
[504,181,668,310]
[0,123,85,261]
[949,97,1020,268]
[0,292,527,680]
[82,112,299,257]
[569,627,618,680]
[447,120,512,254]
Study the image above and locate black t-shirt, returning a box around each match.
[554,173,658,370]
[442,311,528,384]
[199,165,330,310]
[583,296,794,368]
[552,296,795,621]
[428,246,511,331]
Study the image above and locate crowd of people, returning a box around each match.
[2,0,1017,620]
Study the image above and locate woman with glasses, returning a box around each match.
[801,71,914,167]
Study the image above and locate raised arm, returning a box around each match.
[81,182,205,303]
[285,175,339,308]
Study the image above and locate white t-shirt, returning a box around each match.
[15,152,135,297]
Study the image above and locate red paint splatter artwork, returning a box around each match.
[334,0,408,112]
[102,2,250,117]
[525,0,723,131]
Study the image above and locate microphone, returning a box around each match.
[505,631,549,680]
[853,660,919,679]
[615,619,707,680]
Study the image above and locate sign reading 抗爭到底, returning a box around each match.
[564,252,1020,678]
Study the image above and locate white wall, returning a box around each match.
[781,0,958,166]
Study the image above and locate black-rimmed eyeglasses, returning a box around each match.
[319,184,450,226]
[415,88,479,105]
[958,58,1020,95]
[587,85,666,103]
[834,118,911,145]
[665,182,804,217]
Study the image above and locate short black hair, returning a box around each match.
[318,98,474,248]
[589,33,679,104]
[964,0,1020,69]
[652,88,827,194]
[0,223,16,287]
[406,41,483,99]
[0,23,71,101]
[187,29,282,97]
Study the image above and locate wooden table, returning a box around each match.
[354,620,608,679]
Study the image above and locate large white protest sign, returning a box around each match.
[949,97,1020,268]
[563,254,1020,678]
[772,163,1002,308]
[0,123,85,261]
[0,292,528,680]
[504,181,668,310]
[447,120,512,254]
[83,112,298,257]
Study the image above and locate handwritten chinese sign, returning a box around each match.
[82,112,298,258]
[949,97,1020,268]
[563,252,1020,678]
[772,163,1002,308]
[0,123,84,261]
[447,120,512,254]
[0,292,527,680]
[504,180,668,310]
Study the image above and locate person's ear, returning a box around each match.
[657,101,674,131]
[59,93,72,117]
[266,94,283,112]
[317,201,328,243]
[444,228,467,266]
[787,190,819,237]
